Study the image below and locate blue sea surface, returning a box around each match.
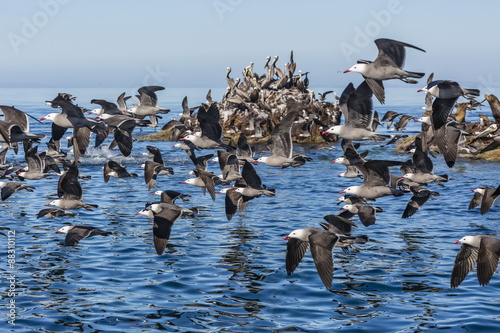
[0,87,499,332]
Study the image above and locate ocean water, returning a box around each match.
[0,87,499,332]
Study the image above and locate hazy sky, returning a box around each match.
[1,0,499,93]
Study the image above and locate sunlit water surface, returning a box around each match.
[0,87,499,332]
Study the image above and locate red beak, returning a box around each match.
[283,236,290,240]
[343,70,350,73]
[339,190,346,194]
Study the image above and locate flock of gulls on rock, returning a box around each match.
[1,38,500,291]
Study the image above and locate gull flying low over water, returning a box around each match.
[140,203,183,255]
[47,161,98,210]
[344,38,426,104]
[468,185,500,215]
[255,101,311,168]
[17,145,52,180]
[0,105,45,147]
[55,225,112,246]
[339,159,405,200]
[322,81,390,141]
[417,80,480,164]
[103,160,138,183]
[284,226,339,290]
[37,208,77,219]
[180,103,230,150]
[41,93,108,162]
[451,235,500,288]
[126,86,170,127]
[0,181,35,201]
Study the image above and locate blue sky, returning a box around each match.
[1,0,499,93]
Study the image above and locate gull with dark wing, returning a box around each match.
[468,185,500,215]
[322,81,390,141]
[143,145,164,164]
[103,160,138,183]
[90,98,150,156]
[151,190,192,205]
[37,208,77,219]
[55,225,112,246]
[340,159,405,200]
[0,181,35,200]
[17,145,51,180]
[116,92,132,112]
[0,106,45,147]
[339,203,384,227]
[401,136,448,184]
[217,178,252,221]
[40,93,108,162]
[381,110,401,129]
[46,161,98,210]
[255,101,311,167]
[417,80,480,162]
[397,179,440,218]
[214,150,241,182]
[126,86,170,127]
[181,169,221,201]
[180,103,230,150]
[284,226,339,290]
[143,160,174,190]
[451,235,500,288]
[140,203,183,255]
[233,160,275,198]
[344,38,426,104]
[319,214,368,252]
